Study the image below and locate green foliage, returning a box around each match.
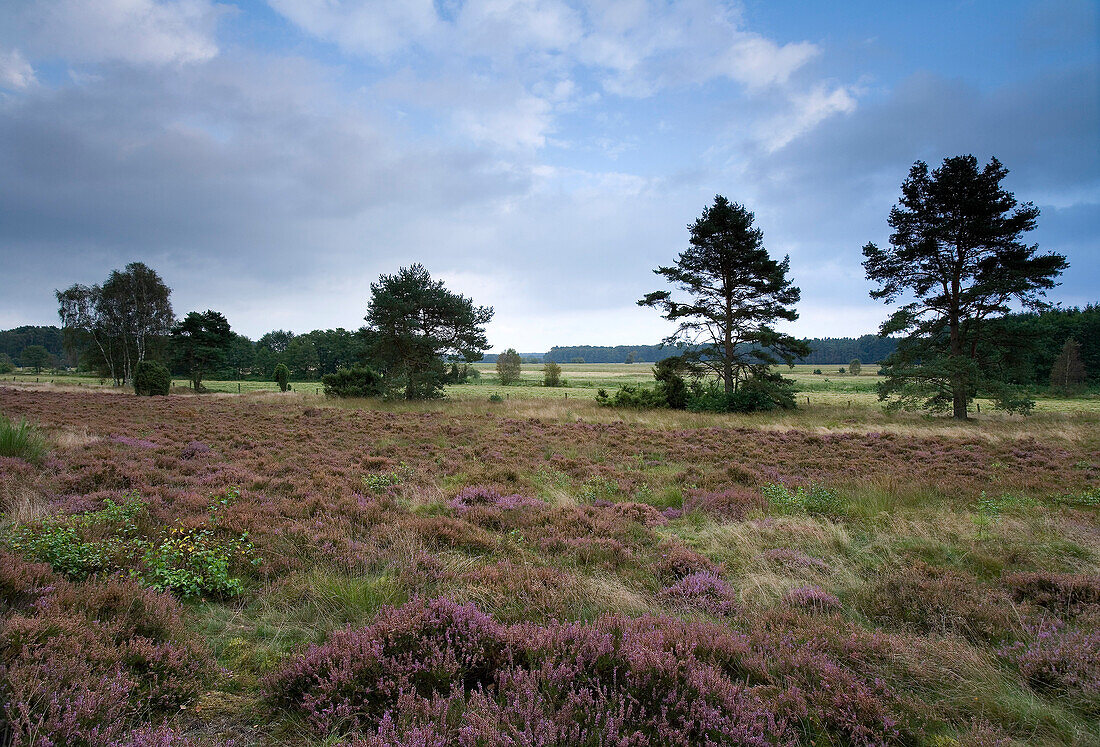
[488,393,504,403]
[762,483,845,517]
[362,464,414,492]
[639,195,810,395]
[595,385,666,409]
[0,416,48,464]
[687,371,796,413]
[362,264,493,400]
[1050,337,1086,394]
[133,359,170,396]
[171,310,233,390]
[5,490,260,597]
[543,361,563,387]
[322,365,384,398]
[20,344,52,373]
[863,156,1068,419]
[496,348,522,385]
[273,363,290,392]
[849,358,862,376]
[0,352,13,374]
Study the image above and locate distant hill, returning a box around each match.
[544,336,898,365]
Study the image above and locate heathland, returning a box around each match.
[1,368,1098,745]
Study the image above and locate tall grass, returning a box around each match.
[0,415,47,464]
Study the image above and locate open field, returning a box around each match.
[1,378,1099,745]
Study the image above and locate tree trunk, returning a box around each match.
[723,297,734,396]
[949,286,967,420]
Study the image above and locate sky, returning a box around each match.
[0,0,1096,353]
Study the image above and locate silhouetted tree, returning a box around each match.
[864,156,1068,418]
[171,311,233,391]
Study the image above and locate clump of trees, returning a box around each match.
[496,349,522,385]
[57,262,174,385]
[322,365,384,398]
[863,156,1068,419]
[1050,338,1086,395]
[20,345,52,374]
[849,359,861,376]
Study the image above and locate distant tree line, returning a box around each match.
[543,336,901,365]
[0,326,66,367]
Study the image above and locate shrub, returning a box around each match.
[5,491,260,598]
[273,363,290,392]
[659,571,740,616]
[849,358,862,376]
[323,365,385,398]
[594,384,666,409]
[0,550,209,746]
[269,598,912,745]
[762,482,845,517]
[133,360,171,396]
[0,416,48,465]
[541,361,561,387]
[685,486,768,519]
[488,393,504,403]
[1003,572,1100,616]
[863,563,1018,642]
[687,372,796,413]
[998,620,1099,714]
[655,542,721,581]
[0,353,14,374]
[783,585,841,613]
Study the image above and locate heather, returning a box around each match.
[0,386,1098,744]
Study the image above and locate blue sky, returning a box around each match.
[0,0,1096,351]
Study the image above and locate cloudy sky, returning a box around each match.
[0,0,1096,351]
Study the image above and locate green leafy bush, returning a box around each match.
[762,482,845,517]
[0,416,48,464]
[322,365,384,398]
[133,359,171,396]
[595,385,666,409]
[687,373,796,413]
[274,362,290,392]
[5,490,260,598]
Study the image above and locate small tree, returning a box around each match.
[133,360,170,396]
[639,195,809,408]
[21,345,51,374]
[570,357,585,364]
[543,361,562,387]
[496,348,522,385]
[624,351,636,364]
[171,310,233,391]
[849,358,862,376]
[362,264,493,400]
[1050,338,1086,394]
[0,353,13,374]
[273,363,290,392]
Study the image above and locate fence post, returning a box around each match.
[238,383,242,394]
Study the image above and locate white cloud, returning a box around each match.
[266,0,440,58]
[1,0,224,66]
[762,83,857,152]
[0,48,36,89]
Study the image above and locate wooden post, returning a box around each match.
[238,383,241,394]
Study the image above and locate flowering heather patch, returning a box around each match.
[0,550,209,746]
[655,542,722,581]
[999,619,1100,714]
[864,563,1020,642]
[659,571,740,616]
[269,597,918,745]
[111,434,160,449]
[1003,571,1100,616]
[783,585,841,613]
[448,485,544,514]
[685,486,768,519]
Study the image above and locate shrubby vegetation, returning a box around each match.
[133,359,170,396]
[321,365,384,398]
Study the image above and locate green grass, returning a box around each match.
[0,415,48,464]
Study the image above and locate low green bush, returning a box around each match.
[274,363,290,392]
[762,482,846,517]
[133,360,171,396]
[322,365,384,398]
[5,490,260,598]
